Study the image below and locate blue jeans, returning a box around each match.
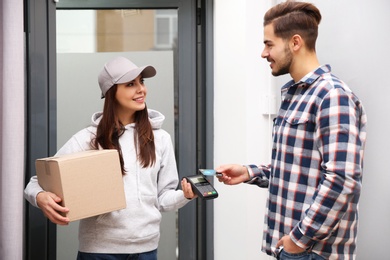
[77,249,157,260]
[277,249,325,260]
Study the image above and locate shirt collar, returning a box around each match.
[281,64,332,90]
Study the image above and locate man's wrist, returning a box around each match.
[290,227,315,252]
[242,165,252,180]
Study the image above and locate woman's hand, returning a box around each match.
[181,178,197,200]
[36,191,70,225]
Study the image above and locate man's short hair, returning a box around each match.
[264,0,322,51]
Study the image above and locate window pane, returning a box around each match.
[156,17,170,45]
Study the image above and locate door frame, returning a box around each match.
[24,0,214,259]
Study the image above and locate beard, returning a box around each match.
[271,45,293,77]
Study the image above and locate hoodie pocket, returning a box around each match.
[94,196,161,242]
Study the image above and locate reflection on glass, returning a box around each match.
[57,10,177,53]
[56,9,178,260]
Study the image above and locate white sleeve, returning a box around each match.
[23,128,93,207]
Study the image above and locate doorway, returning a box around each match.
[56,8,178,260]
[24,0,214,259]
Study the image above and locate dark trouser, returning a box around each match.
[277,249,325,260]
[77,249,157,260]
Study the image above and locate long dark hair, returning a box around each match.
[92,84,156,175]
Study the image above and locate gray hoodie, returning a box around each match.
[24,109,189,254]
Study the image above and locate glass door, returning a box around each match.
[56,9,178,260]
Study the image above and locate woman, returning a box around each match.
[24,56,196,260]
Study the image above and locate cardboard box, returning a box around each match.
[36,149,126,221]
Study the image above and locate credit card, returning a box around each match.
[199,169,222,177]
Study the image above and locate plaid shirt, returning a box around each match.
[247,65,367,259]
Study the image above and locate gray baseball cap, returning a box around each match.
[98,56,156,98]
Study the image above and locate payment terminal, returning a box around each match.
[185,174,219,200]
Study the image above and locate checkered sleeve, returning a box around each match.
[290,86,365,249]
[244,164,270,188]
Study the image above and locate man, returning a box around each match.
[217,1,367,259]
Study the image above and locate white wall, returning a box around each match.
[213,0,390,259]
[214,1,274,259]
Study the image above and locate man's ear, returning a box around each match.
[290,34,303,51]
